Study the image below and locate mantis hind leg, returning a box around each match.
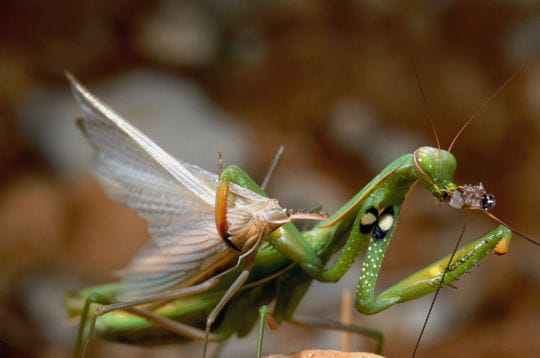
[256,305,384,356]
[75,274,223,358]
[73,292,110,358]
[75,300,220,357]
[288,315,384,354]
[125,306,219,342]
[257,305,279,358]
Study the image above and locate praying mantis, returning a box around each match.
[63,72,537,358]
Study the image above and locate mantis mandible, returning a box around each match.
[64,72,537,358]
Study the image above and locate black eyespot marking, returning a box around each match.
[381,206,395,216]
[373,206,395,241]
[359,207,379,234]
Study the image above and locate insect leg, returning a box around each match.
[124,306,220,341]
[296,164,405,283]
[309,199,398,284]
[221,164,324,271]
[214,178,241,251]
[288,315,384,353]
[257,305,278,358]
[78,274,223,358]
[258,295,384,355]
[357,225,512,314]
[202,253,257,358]
[73,292,110,358]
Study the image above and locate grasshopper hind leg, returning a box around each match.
[202,254,256,357]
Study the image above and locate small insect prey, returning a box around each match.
[447,183,496,210]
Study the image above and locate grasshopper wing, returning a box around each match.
[68,74,271,301]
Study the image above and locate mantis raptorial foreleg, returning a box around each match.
[208,161,515,356]
[357,225,511,314]
[256,223,510,354]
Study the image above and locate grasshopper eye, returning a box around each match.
[481,193,496,210]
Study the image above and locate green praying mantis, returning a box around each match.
[63,72,538,358]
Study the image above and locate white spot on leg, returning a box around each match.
[378,213,394,231]
[361,212,377,226]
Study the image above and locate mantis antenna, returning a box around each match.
[444,65,539,246]
[413,57,441,149]
[412,216,469,358]
[411,63,538,357]
[483,211,540,247]
[448,66,524,151]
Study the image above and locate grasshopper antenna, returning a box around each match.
[261,145,285,191]
[414,57,441,149]
[412,215,469,358]
[483,211,540,247]
[448,66,524,151]
[217,152,224,176]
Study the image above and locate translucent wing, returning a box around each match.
[68,74,261,301]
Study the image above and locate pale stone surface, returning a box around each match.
[265,349,385,358]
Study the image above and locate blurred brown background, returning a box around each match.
[0,1,539,357]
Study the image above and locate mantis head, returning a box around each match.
[413,146,496,211]
[413,146,457,200]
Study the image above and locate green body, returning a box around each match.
[64,147,512,346]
